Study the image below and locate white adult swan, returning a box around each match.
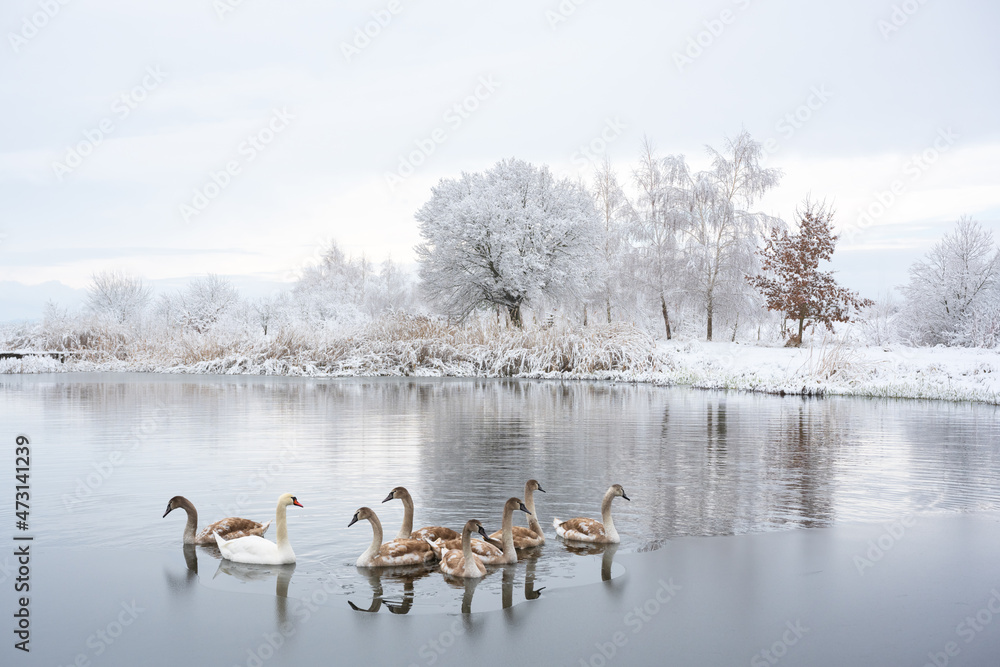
[215,493,302,565]
[490,480,545,547]
[552,484,629,544]
[162,495,271,545]
[382,486,460,542]
[429,497,529,565]
[349,506,436,567]
[435,519,490,579]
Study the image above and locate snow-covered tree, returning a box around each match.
[592,156,632,324]
[415,158,604,326]
[85,270,151,325]
[748,200,873,345]
[252,293,290,336]
[630,138,684,338]
[666,130,782,340]
[174,274,242,333]
[293,241,412,327]
[900,216,1000,347]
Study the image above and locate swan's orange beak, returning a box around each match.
[292,498,303,507]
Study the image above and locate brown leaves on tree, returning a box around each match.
[748,200,873,345]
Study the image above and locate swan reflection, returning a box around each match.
[443,573,483,614]
[213,560,296,596]
[348,564,435,614]
[561,541,620,581]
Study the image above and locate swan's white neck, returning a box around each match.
[524,485,542,535]
[601,490,619,542]
[363,514,384,562]
[273,500,296,562]
[396,492,413,541]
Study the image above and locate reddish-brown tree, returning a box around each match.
[748,201,873,345]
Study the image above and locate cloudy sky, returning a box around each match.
[1,0,998,320]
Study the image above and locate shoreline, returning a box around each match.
[2,338,998,406]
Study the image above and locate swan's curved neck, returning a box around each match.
[500,504,516,558]
[396,492,414,541]
[180,501,198,543]
[524,485,542,535]
[365,514,384,561]
[461,525,477,577]
[275,502,290,549]
[601,489,619,541]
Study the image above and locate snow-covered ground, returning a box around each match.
[3,323,997,405]
[654,340,1000,404]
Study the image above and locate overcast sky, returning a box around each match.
[1,0,998,320]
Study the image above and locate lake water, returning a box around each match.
[2,373,999,618]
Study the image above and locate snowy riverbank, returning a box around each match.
[2,319,998,404]
[654,340,1000,405]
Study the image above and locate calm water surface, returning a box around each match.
[2,373,999,614]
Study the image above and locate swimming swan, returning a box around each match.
[162,495,271,545]
[490,480,545,547]
[434,519,490,579]
[382,486,460,542]
[349,506,436,568]
[552,484,629,544]
[430,498,529,565]
[215,493,302,565]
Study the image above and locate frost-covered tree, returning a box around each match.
[415,158,604,326]
[666,130,782,340]
[899,216,1000,347]
[748,200,873,345]
[293,241,412,327]
[252,293,290,336]
[592,156,632,324]
[175,274,242,333]
[85,270,151,325]
[630,138,684,338]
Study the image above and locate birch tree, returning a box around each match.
[592,156,632,324]
[630,137,683,338]
[666,130,782,340]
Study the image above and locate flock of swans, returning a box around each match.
[163,481,630,579]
